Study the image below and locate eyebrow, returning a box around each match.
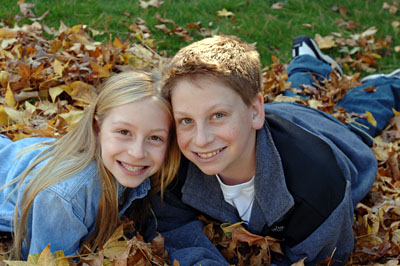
[173,103,231,116]
[112,121,169,133]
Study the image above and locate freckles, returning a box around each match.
[221,126,240,140]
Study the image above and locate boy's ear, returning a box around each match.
[251,93,265,130]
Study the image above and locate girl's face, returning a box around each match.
[98,97,171,188]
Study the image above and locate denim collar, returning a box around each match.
[118,178,151,215]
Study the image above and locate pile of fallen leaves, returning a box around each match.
[1,1,400,266]
[260,38,400,265]
[0,2,161,141]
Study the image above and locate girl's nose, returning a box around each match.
[127,140,146,158]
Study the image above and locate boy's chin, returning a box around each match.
[194,164,220,176]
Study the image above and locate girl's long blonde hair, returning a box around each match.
[9,70,181,259]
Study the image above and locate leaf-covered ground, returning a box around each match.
[1,2,400,266]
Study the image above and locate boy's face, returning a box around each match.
[171,76,265,185]
[98,98,171,188]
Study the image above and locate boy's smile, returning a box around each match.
[171,75,265,185]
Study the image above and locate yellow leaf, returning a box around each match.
[104,225,124,248]
[361,26,377,38]
[5,83,16,107]
[37,100,58,116]
[53,250,71,266]
[103,225,127,259]
[0,28,18,38]
[393,108,400,116]
[24,101,36,114]
[53,59,64,77]
[0,105,8,125]
[113,37,124,49]
[220,221,244,238]
[291,257,307,266]
[90,61,111,78]
[0,70,10,83]
[314,34,335,50]
[217,8,234,17]
[2,260,31,266]
[49,86,65,102]
[67,24,83,34]
[366,111,377,127]
[63,81,96,105]
[37,244,56,266]
[370,52,382,59]
[59,109,84,131]
[4,106,25,124]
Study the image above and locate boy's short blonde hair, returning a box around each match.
[163,35,262,106]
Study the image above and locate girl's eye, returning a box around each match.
[149,135,163,142]
[118,129,130,136]
[213,113,225,119]
[180,118,193,125]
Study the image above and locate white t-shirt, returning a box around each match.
[216,174,255,223]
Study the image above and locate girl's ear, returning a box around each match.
[251,93,265,130]
[93,115,100,135]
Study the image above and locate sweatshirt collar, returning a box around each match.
[181,121,294,233]
[248,122,294,233]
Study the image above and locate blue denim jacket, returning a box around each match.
[0,135,150,258]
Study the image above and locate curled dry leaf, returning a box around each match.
[271,3,285,9]
[140,0,164,9]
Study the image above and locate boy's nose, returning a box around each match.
[194,125,213,147]
[128,141,146,158]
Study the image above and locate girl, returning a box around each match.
[0,70,180,259]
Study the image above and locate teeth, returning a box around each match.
[197,149,221,158]
[121,162,145,171]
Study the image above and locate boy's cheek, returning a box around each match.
[176,132,190,151]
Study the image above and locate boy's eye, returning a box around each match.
[118,129,130,136]
[180,118,193,125]
[213,113,225,119]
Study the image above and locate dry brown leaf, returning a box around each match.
[314,34,336,49]
[140,0,164,9]
[271,3,285,9]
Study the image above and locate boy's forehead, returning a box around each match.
[171,74,232,94]
[170,76,245,110]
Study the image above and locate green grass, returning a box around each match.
[1,0,399,72]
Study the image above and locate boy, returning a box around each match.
[150,35,400,265]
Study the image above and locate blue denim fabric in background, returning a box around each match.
[285,55,400,146]
[0,135,150,258]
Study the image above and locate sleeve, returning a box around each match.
[162,221,229,266]
[26,188,90,258]
[148,161,229,266]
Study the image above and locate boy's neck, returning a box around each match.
[218,173,255,186]
[218,131,258,185]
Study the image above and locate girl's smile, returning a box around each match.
[98,97,171,188]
